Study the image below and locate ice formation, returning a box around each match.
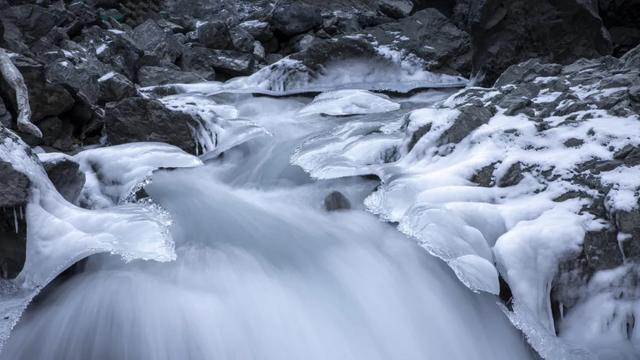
[0,133,182,351]
[72,143,204,209]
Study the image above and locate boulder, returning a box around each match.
[377,0,414,19]
[45,56,113,104]
[0,4,64,44]
[0,53,74,123]
[97,71,137,103]
[0,127,30,278]
[105,97,200,153]
[182,47,254,77]
[229,26,255,53]
[132,19,183,65]
[197,21,231,49]
[41,156,85,204]
[324,191,351,211]
[270,1,322,37]
[138,65,207,87]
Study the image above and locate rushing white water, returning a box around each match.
[1,93,533,359]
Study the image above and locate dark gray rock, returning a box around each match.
[105,97,199,153]
[97,71,137,103]
[471,163,497,187]
[271,1,322,37]
[197,21,231,49]
[229,26,255,53]
[80,26,145,81]
[0,4,64,44]
[363,8,472,75]
[45,56,112,105]
[438,105,494,145]
[324,191,351,211]
[458,0,612,84]
[38,116,76,152]
[497,162,524,188]
[138,65,207,87]
[621,43,640,70]
[0,53,74,123]
[377,0,414,19]
[598,0,640,56]
[237,20,273,43]
[183,48,255,77]
[132,19,183,65]
[0,96,11,127]
[42,157,85,204]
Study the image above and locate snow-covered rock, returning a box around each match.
[291,48,640,358]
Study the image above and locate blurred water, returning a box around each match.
[1,93,533,359]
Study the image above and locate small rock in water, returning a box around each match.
[324,191,351,211]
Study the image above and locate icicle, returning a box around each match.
[13,206,18,234]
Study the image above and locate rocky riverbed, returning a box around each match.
[0,0,639,359]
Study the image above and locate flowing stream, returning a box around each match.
[1,92,534,359]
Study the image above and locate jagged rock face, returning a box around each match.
[104,97,200,154]
[599,0,640,56]
[448,0,613,84]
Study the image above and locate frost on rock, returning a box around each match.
[0,129,177,351]
[291,54,640,358]
[74,143,204,209]
[298,90,400,116]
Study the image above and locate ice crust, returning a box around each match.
[73,143,204,209]
[158,94,270,158]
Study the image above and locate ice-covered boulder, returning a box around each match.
[105,97,202,154]
[298,90,400,116]
[0,126,178,351]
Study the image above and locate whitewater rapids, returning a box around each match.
[1,94,533,359]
